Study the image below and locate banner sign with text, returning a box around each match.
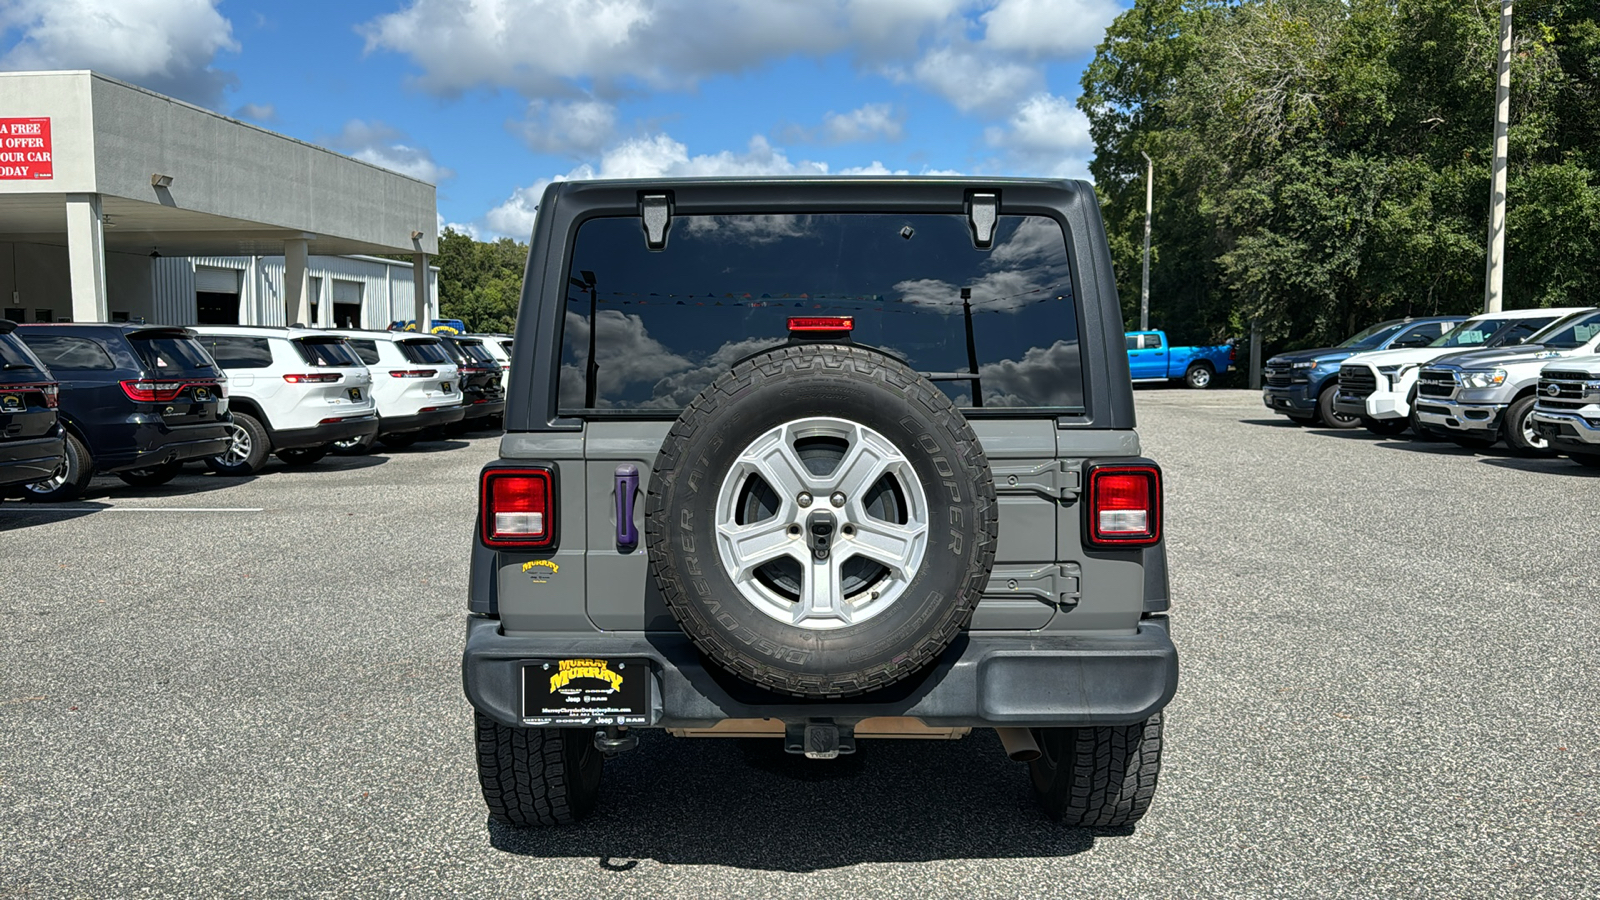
[0,118,53,180]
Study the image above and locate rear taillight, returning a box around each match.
[390,369,438,378]
[283,373,340,384]
[481,467,557,549]
[12,383,59,408]
[1229,345,1238,361]
[120,380,186,402]
[1085,464,1161,546]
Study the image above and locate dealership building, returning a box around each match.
[0,70,440,328]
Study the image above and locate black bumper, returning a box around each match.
[463,616,1178,729]
[101,421,232,473]
[378,405,466,436]
[273,415,380,450]
[460,397,506,421]
[0,428,67,488]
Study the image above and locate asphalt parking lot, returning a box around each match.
[3,390,1597,898]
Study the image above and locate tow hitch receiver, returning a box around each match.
[785,719,856,759]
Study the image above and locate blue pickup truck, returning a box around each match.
[1126,330,1236,388]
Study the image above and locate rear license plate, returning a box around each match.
[348,387,362,401]
[522,658,650,726]
[441,381,453,392]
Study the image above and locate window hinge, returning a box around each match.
[967,191,998,248]
[640,193,672,250]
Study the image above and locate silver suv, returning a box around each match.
[464,178,1177,829]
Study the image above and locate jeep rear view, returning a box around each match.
[464,178,1178,828]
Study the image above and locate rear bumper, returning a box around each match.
[1412,399,1505,434]
[460,397,506,421]
[379,404,466,435]
[0,427,66,488]
[101,420,233,472]
[462,616,1179,729]
[1531,408,1600,449]
[274,415,380,450]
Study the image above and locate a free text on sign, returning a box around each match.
[0,118,53,180]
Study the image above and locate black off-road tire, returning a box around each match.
[24,432,94,502]
[1502,395,1552,456]
[1183,363,1214,389]
[1316,385,1360,429]
[645,343,999,698]
[116,459,183,486]
[1029,714,1164,827]
[474,713,602,827]
[275,446,328,467]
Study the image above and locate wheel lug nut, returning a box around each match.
[830,491,846,508]
[797,492,813,508]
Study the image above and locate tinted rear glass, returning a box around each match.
[399,339,451,365]
[558,213,1082,412]
[21,335,117,370]
[293,338,364,368]
[200,336,274,369]
[348,339,381,365]
[1,332,46,373]
[1533,310,1600,349]
[498,339,513,356]
[458,341,496,364]
[129,334,215,372]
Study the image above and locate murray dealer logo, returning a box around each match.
[521,559,559,583]
[549,658,623,693]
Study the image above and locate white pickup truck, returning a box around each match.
[1531,357,1600,468]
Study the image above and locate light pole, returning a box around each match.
[1140,151,1153,331]
[1484,0,1512,313]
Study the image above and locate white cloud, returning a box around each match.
[983,92,1094,179]
[233,102,275,122]
[326,119,453,184]
[0,0,239,107]
[513,98,618,157]
[980,0,1123,57]
[906,46,1042,115]
[821,103,904,144]
[485,180,551,238]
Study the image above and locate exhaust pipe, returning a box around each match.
[996,727,1040,762]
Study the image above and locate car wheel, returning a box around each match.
[1183,363,1213,389]
[1028,714,1164,827]
[378,432,418,449]
[1502,395,1553,456]
[1316,385,1360,429]
[23,432,94,502]
[1406,388,1438,440]
[1362,416,1408,436]
[206,413,271,476]
[645,343,999,698]
[330,432,375,456]
[474,712,602,827]
[275,446,328,467]
[116,460,183,487]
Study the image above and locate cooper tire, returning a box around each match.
[1183,363,1213,389]
[24,432,94,502]
[645,343,999,698]
[1028,714,1164,827]
[206,413,271,476]
[474,713,602,827]
[116,460,183,487]
[1315,385,1360,429]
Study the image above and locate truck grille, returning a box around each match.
[1264,366,1294,388]
[1338,365,1378,398]
[1536,372,1600,411]
[1417,368,1457,399]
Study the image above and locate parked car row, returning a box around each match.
[0,321,508,502]
[1263,308,1600,467]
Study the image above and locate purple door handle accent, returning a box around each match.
[615,464,639,548]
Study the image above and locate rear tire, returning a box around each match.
[1183,364,1213,389]
[1029,714,1164,827]
[275,446,328,467]
[206,413,271,476]
[1316,385,1360,429]
[1502,395,1552,456]
[116,460,183,487]
[474,713,603,827]
[24,432,94,502]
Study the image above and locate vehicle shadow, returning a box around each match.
[85,471,258,502]
[1238,418,1303,428]
[0,499,108,529]
[485,729,1113,872]
[381,440,473,453]
[1479,456,1600,477]
[1301,428,1380,441]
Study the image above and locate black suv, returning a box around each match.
[0,320,65,494]
[17,324,232,500]
[440,335,506,430]
[464,178,1177,829]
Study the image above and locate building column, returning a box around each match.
[413,252,428,331]
[65,193,108,323]
[284,238,309,326]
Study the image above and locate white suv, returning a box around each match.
[1333,307,1589,435]
[329,330,465,449]
[190,326,379,475]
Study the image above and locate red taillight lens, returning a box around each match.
[283,373,340,384]
[40,383,59,408]
[120,380,186,402]
[1229,345,1238,361]
[788,316,854,333]
[390,369,438,378]
[1086,464,1161,546]
[481,467,556,549]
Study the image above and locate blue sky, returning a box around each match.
[1,0,1130,240]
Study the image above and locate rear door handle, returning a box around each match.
[615,464,639,549]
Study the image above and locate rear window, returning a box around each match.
[399,339,451,365]
[199,335,274,369]
[457,341,497,364]
[0,332,46,373]
[348,339,381,366]
[293,338,364,368]
[129,333,216,372]
[498,339,513,357]
[558,213,1083,413]
[21,335,117,371]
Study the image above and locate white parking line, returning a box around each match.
[0,506,265,513]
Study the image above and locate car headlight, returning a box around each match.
[1291,360,1318,369]
[1459,369,1507,389]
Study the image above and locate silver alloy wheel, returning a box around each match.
[713,417,929,630]
[28,456,69,493]
[221,423,252,464]
[1190,367,1211,387]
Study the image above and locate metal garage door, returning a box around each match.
[194,266,239,294]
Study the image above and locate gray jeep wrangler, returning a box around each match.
[464,177,1178,828]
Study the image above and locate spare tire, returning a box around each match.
[645,343,998,698]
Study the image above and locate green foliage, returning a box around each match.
[1082,0,1600,351]
[435,228,528,334]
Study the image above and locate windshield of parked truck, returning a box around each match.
[1430,318,1516,349]
[1530,310,1600,349]
[1337,320,1405,350]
